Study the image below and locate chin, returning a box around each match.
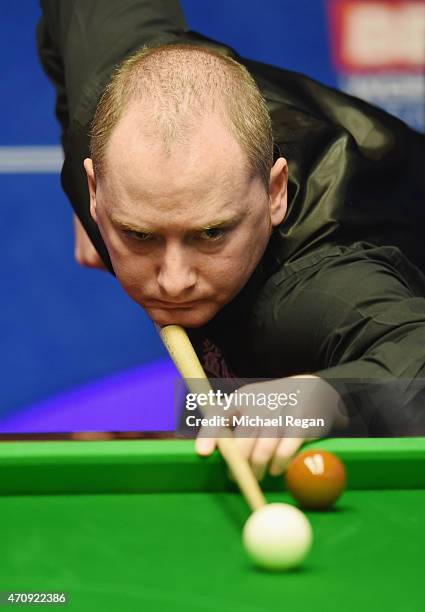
[147,304,219,328]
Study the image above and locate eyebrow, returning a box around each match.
[110,212,245,234]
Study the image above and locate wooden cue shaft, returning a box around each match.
[159,324,266,512]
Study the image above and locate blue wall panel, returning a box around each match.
[0,1,345,412]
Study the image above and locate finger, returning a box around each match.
[76,247,107,270]
[250,437,280,481]
[269,437,306,476]
[74,215,107,270]
[71,431,114,440]
[85,247,106,270]
[89,247,107,270]
[233,434,257,461]
[219,435,257,481]
[195,419,228,456]
[195,432,217,456]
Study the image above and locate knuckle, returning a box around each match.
[275,449,294,464]
[251,440,275,464]
[274,444,296,462]
[75,250,85,265]
[269,461,285,476]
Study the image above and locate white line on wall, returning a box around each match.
[0,146,63,173]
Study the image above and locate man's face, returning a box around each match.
[85,106,287,327]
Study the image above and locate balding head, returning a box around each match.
[90,43,273,190]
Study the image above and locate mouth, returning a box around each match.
[146,300,201,310]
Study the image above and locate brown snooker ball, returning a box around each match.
[285,449,347,510]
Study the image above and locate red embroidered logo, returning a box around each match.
[202,339,236,379]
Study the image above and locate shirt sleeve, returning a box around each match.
[39,0,188,127]
[38,0,188,270]
[253,242,425,434]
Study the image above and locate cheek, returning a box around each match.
[99,230,149,279]
[108,248,155,299]
[204,249,252,297]
[223,231,264,272]
[214,259,242,285]
[116,268,156,309]
[117,256,151,283]
[214,227,268,288]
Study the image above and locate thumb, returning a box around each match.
[195,429,217,456]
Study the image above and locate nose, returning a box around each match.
[157,243,197,298]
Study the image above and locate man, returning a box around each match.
[38,0,425,478]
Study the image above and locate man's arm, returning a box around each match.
[196,242,425,478]
[255,242,425,432]
[37,0,189,271]
[38,0,188,128]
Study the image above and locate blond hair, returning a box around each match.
[90,43,273,190]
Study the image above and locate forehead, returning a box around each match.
[100,105,253,223]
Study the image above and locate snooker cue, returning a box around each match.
[159,324,266,512]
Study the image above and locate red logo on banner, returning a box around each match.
[328,0,425,72]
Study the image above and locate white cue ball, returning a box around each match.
[242,503,313,570]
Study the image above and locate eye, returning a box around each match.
[125,230,153,242]
[199,227,226,241]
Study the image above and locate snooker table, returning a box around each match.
[1,438,424,612]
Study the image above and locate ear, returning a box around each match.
[268,157,288,227]
[83,158,98,222]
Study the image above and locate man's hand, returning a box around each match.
[195,374,346,480]
[197,434,315,480]
[73,214,107,270]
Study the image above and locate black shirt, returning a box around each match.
[37,0,425,433]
